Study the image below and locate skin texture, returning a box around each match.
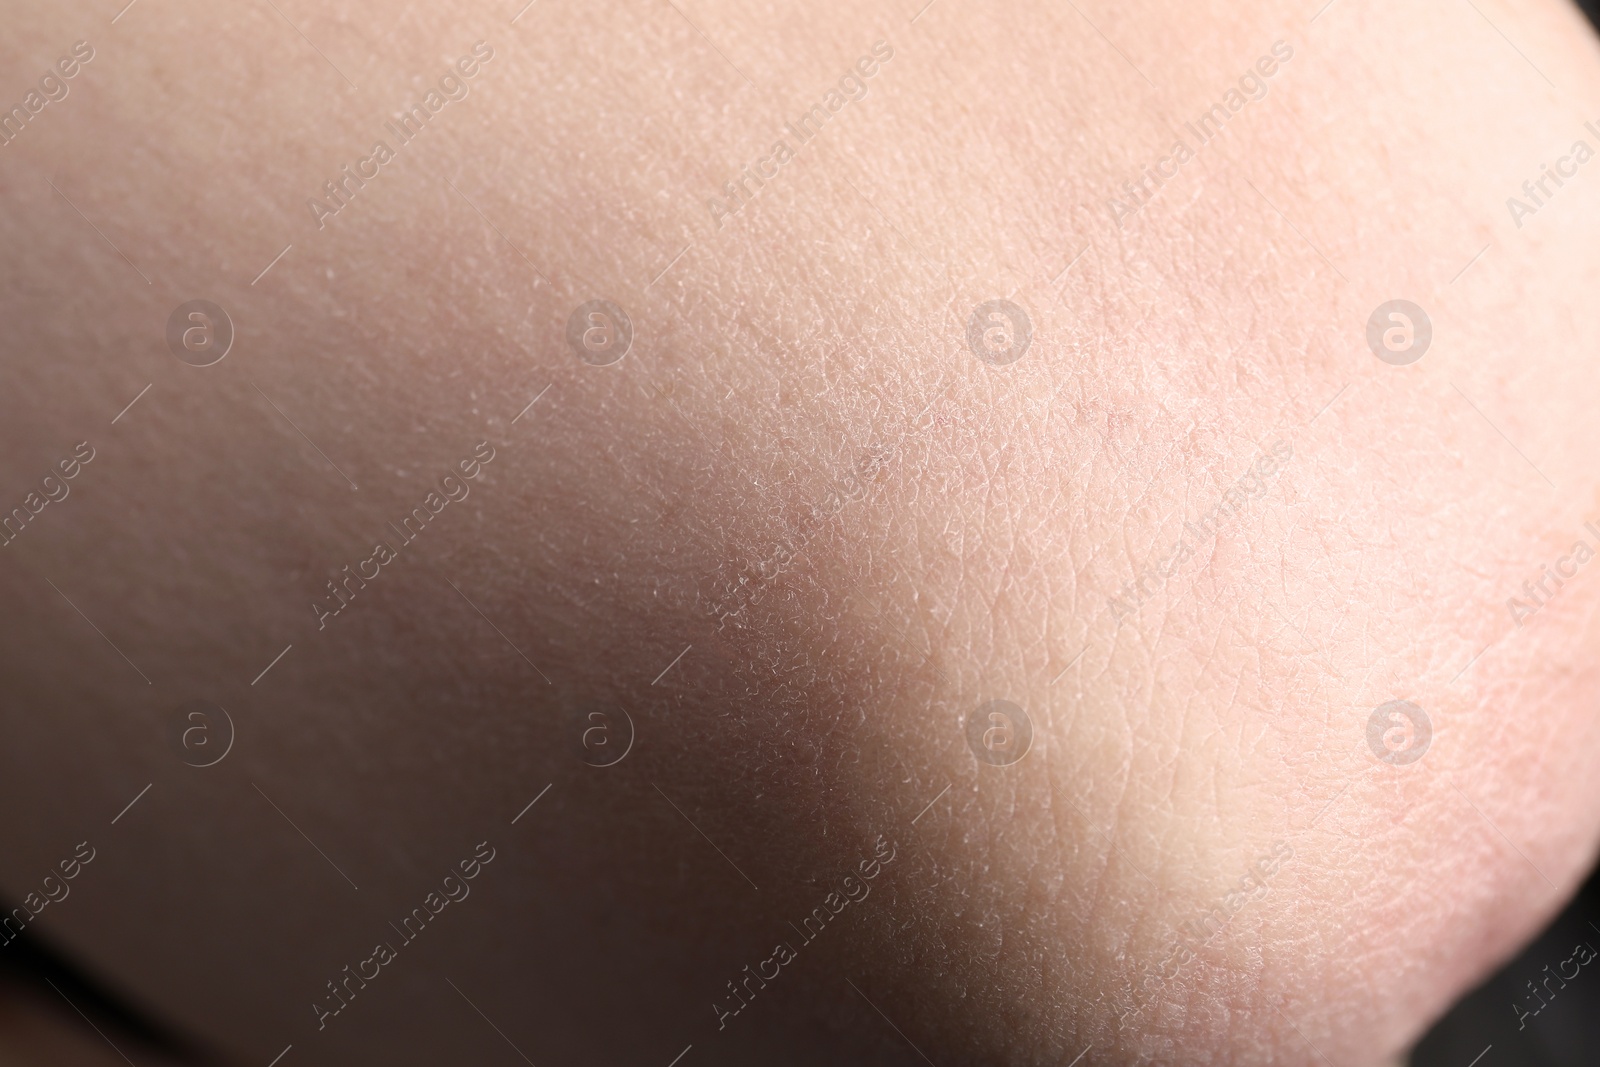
[4,0,1600,1064]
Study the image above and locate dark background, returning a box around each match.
[1412,871,1600,1067]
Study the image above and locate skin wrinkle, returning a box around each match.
[3,0,1600,1065]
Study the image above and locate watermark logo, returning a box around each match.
[705,40,895,229]
[1513,938,1598,1030]
[1119,839,1293,1027]
[1507,521,1600,626]
[313,840,495,1030]
[966,300,1032,365]
[166,300,234,366]
[0,841,95,949]
[1367,699,1431,765]
[171,700,234,768]
[966,699,1033,766]
[1506,127,1600,230]
[713,835,896,1031]
[312,442,495,630]
[566,299,632,366]
[1366,300,1430,366]
[305,43,495,231]
[0,441,95,550]
[577,707,634,768]
[1106,40,1294,227]
[0,39,95,150]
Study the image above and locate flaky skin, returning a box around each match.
[3,0,1600,1064]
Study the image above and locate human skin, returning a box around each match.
[3,0,1600,1064]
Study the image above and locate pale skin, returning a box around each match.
[3,0,1600,1064]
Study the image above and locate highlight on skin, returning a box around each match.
[4,1,1600,1065]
